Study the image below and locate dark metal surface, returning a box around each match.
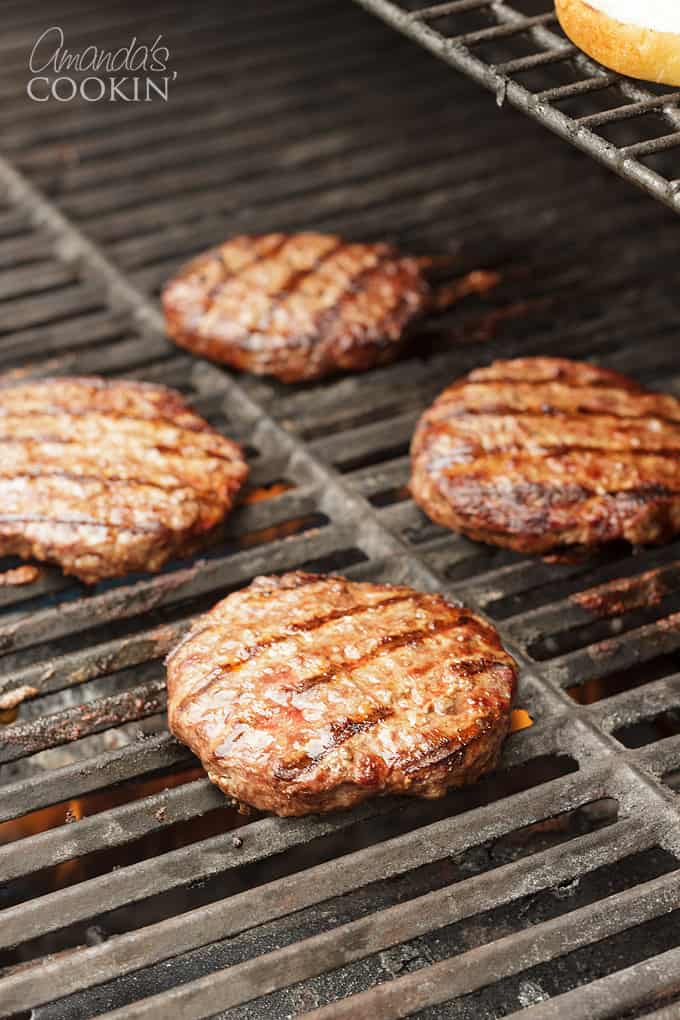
[355,0,680,214]
[0,1,679,1018]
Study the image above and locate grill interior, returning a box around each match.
[358,0,680,214]
[1,1,680,1018]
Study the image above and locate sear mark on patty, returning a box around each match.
[410,357,680,556]
[166,571,518,816]
[0,376,248,583]
[161,232,433,383]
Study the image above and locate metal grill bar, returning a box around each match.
[455,12,557,47]
[587,674,680,736]
[0,763,606,1014]
[0,522,347,659]
[98,827,675,1020]
[637,1007,680,1020]
[495,49,572,75]
[0,796,403,958]
[412,0,494,18]
[0,775,220,884]
[633,733,680,777]
[578,94,680,127]
[0,676,167,765]
[299,871,680,1020]
[3,630,181,722]
[510,942,680,1019]
[539,615,680,690]
[622,133,680,158]
[355,0,680,213]
[0,733,191,823]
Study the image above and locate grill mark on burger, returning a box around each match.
[176,591,421,714]
[399,732,463,775]
[466,376,639,391]
[0,428,240,467]
[167,573,518,814]
[328,707,394,746]
[206,234,290,307]
[0,377,170,396]
[0,404,214,434]
[0,514,162,534]
[434,405,680,428]
[263,238,346,322]
[166,574,332,665]
[0,466,237,493]
[0,409,211,437]
[438,477,678,509]
[555,444,677,458]
[288,616,466,696]
[276,654,511,780]
[442,442,680,460]
[0,386,171,419]
[383,259,430,342]
[273,705,394,780]
[447,656,512,680]
[0,472,228,520]
[314,247,396,344]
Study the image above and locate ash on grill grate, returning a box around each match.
[238,846,679,1020]
[29,795,622,1018]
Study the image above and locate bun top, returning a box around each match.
[583,0,680,33]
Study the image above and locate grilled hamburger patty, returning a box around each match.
[411,357,680,554]
[166,572,517,816]
[162,233,432,382]
[0,376,248,583]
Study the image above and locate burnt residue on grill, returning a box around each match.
[0,565,42,587]
[0,684,39,713]
[572,564,679,620]
[450,298,551,345]
[0,678,167,765]
[428,267,502,312]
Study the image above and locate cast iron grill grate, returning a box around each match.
[355,0,680,214]
[0,1,679,1018]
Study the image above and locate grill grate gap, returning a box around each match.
[567,655,680,705]
[415,897,680,1020]
[615,710,680,751]
[217,847,678,1020]
[15,791,612,1018]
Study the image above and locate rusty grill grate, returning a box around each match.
[356,0,680,214]
[0,1,679,1018]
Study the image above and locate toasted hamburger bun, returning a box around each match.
[555,0,680,86]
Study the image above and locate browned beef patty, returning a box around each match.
[161,233,431,382]
[411,357,680,554]
[166,571,517,816]
[0,376,248,583]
